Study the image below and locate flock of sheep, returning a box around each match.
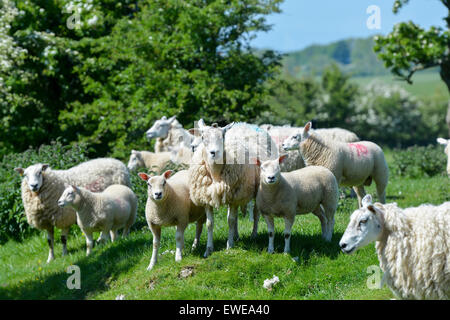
[13,115,450,300]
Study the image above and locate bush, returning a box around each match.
[390,145,447,178]
[0,140,89,244]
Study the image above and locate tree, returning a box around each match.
[373,0,450,136]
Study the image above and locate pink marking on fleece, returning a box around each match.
[348,143,369,157]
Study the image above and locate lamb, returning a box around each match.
[282,121,388,207]
[189,120,279,257]
[14,158,131,262]
[57,184,137,256]
[256,155,339,253]
[145,116,194,153]
[339,194,450,300]
[437,137,450,176]
[138,170,206,270]
[127,149,172,173]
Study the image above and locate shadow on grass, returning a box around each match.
[0,236,149,300]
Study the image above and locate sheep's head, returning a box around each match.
[138,170,173,201]
[14,163,49,192]
[437,137,450,176]
[282,122,313,151]
[58,185,81,208]
[339,195,384,254]
[256,154,288,185]
[188,127,203,152]
[127,150,145,171]
[145,115,177,140]
[197,119,234,164]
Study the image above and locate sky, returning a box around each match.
[251,0,447,53]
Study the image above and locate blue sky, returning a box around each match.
[251,0,447,52]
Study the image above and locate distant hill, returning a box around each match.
[280,37,436,78]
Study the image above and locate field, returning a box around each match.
[1,150,449,300]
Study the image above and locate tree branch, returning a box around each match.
[401,62,440,84]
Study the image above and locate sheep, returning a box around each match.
[256,155,339,253]
[138,170,206,270]
[282,122,388,207]
[57,184,137,256]
[189,120,279,257]
[145,116,194,153]
[315,127,359,143]
[339,194,450,300]
[437,137,450,176]
[127,149,172,173]
[14,158,131,262]
[169,143,194,166]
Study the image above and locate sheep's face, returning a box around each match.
[201,127,225,163]
[282,132,302,151]
[145,115,176,140]
[58,185,80,208]
[15,163,49,192]
[257,155,287,185]
[127,150,144,171]
[437,138,450,175]
[339,195,383,254]
[138,170,173,201]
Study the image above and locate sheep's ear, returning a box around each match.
[131,149,137,154]
[367,205,377,214]
[41,164,49,171]
[138,172,150,181]
[304,122,312,134]
[161,116,167,120]
[279,154,288,164]
[254,158,261,167]
[197,119,206,129]
[163,170,173,180]
[266,125,272,131]
[188,128,199,136]
[437,138,449,146]
[71,185,78,192]
[168,115,177,123]
[222,122,234,133]
[362,194,373,208]
[211,123,219,128]
[14,167,24,176]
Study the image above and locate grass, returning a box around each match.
[1,154,449,300]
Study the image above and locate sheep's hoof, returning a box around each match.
[203,247,213,258]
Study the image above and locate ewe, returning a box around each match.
[145,116,194,153]
[58,184,137,256]
[283,122,388,207]
[14,158,130,262]
[138,170,205,270]
[437,137,450,176]
[127,149,172,173]
[256,155,338,253]
[189,120,278,257]
[340,195,450,300]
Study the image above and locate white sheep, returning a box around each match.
[145,116,194,153]
[189,120,279,257]
[282,122,388,207]
[127,149,172,173]
[14,158,131,262]
[256,155,339,253]
[138,170,206,270]
[57,184,137,256]
[340,194,450,300]
[437,137,450,176]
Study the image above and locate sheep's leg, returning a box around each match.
[98,229,111,244]
[375,179,387,204]
[46,228,55,263]
[61,227,69,257]
[192,215,205,250]
[313,205,332,242]
[250,205,259,239]
[110,230,118,243]
[283,215,295,254]
[227,206,238,250]
[353,185,366,208]
[85,232,94,256]
[240,204,247,217]
[175,224,186,262]
[264,215,275,254]
[148,224,161,270]
[204,206,214,258]
[233,206,240,242]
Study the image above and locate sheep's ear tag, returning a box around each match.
[138,172,149,181]
[361,194,372,207]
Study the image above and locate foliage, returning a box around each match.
[390,145,447,178]
[0,140,89,244]
[0,0,282,159]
